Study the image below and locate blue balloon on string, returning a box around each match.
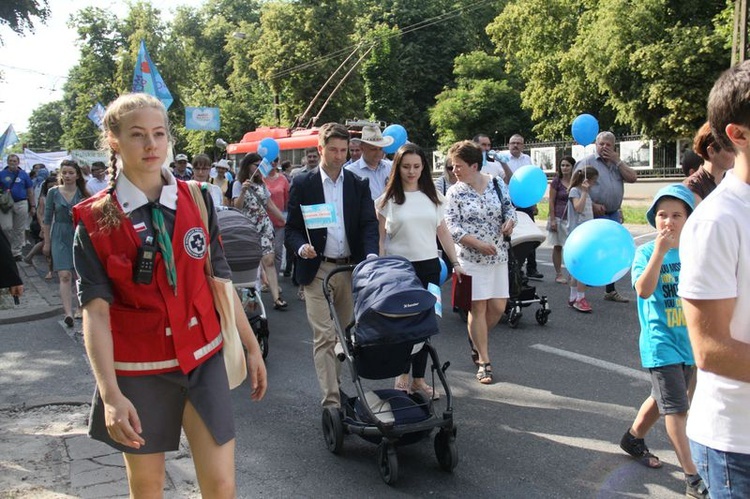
[257,137,280,162]
[439,259,449,285]
[563,219,635,286]
[571,114,599,146]
[382,124,408,154]
[509,165,547,208]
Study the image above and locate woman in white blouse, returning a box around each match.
[444,140,517,385]
[376,143,464,399]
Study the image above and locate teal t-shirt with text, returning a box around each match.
[631,241,695,368]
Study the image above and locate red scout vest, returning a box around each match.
[73,181,222,376]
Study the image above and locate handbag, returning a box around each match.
[187,181,248,390]
[0,190,13,213]
[0,172,17,213]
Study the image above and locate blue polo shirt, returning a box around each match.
[1,167,33,202]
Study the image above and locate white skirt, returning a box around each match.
[460,260,509,301]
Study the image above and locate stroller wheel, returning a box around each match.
[535,308,549,326]
[434,428,458,472]
[322,407,344,454]
[377,440,399,485]
[257,334,268,359]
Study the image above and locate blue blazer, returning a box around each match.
[285,167,379,286]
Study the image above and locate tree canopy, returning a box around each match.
[0,0,49,44]
[23,0,736,156]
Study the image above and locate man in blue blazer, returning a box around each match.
[286,122,379,408]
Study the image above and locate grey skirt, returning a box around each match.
[89,349,234,454]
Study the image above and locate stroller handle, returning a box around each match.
[322,264,357,301]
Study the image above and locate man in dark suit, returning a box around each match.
[286,122,379,408]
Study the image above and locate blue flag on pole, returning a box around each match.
[0,124,19,153]
[132,40,173,110]
[87,102,106,130]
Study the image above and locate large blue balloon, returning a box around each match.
[439,258,449,286]
[382,124,408,154]
[257,137,280,162]
[563,219,635,287]
[509,165,547,208]
[571,114,599,146]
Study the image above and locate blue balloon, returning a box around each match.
[563,219,635,287]
[571,114,599,146]
[439,258,449,286]
[509,165,547,208]
[382,124,407,154]
[257,137,280,162]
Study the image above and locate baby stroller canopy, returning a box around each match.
[351,256,439,346]
[216,208,263,275]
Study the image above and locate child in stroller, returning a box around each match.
[321,256,457,485]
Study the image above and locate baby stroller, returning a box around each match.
[505,211,551,328]
[321,256,457,485]
[216,207,269,359]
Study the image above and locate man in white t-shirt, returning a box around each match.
[678,61,750,498]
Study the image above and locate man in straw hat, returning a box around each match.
[345,124,394,200]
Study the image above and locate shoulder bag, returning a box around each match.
[187,181,247,390]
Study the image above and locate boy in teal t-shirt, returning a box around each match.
[619,184,707,498]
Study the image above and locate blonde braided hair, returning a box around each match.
[91,94,172,231]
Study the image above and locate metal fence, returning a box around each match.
[501,135,685,178]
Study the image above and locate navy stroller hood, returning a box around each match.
[351,256,439,346]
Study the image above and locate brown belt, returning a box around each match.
[321,256,352,265]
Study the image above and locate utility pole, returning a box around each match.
[732,0,748,65]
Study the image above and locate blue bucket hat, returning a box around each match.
[646,184,695,228]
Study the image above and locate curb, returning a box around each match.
[0,256,64,325]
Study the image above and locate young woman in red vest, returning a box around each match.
[72,93,267,497]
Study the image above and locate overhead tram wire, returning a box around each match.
[267,0,497,81]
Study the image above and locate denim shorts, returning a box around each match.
[690,440,750,498]
[649,363,693,414]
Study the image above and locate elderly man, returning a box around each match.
[345,124,393,200]
[574,131,638,303]
[0,154,34,260]
[173,153,192,181]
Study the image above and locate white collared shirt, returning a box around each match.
[506,153,532,173]
[115,166,178,214]
[320,167,351,259]
[345,157,392,200]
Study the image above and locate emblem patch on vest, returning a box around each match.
[184,227,207,259]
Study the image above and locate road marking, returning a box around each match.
[530,344,649,382]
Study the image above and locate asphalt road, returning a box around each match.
[231,231,691,498]
[2,220,689,498]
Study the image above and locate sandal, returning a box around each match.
[476,363,493,384]
[273,298,288,310]
[411,380,439,400]
[471,348,479,366]
[619,430,662,468]
[394,374,410,392]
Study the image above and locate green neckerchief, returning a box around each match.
[150,203,177,294]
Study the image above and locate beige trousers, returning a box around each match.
[303,261,353,408]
